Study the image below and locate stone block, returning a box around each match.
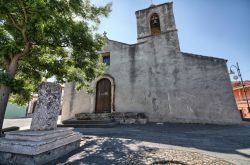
[111,112,123,118]
[124,112,137,119]
[0,139,80,165]
[75,113,111,120]
[31,82,62,131]
[137,118,148,124]
[0,128,82,164]
[123,118,136,124]
[5,127,74,142]
[111,112,148,124]
[0,128,81,155]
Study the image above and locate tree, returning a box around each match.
[0,0,111,134]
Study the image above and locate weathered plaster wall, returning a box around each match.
[62,32,241,124]
[61,82,92,121]
[175,53,240,124]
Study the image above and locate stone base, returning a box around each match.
[75,113,111,120]
[111,112,148,124]
[0,140,80,165]
[0,128,82,165]
[74,112,148,125]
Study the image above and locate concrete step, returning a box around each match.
[75,113,112,120]
[59,119,119,128]
[62,119,115,125]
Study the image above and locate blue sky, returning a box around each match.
[92,0,250,80]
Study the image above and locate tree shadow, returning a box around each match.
[50,137,200,165]
[50,123,250,164]
[74,123,250,159]
[50,137,147,165]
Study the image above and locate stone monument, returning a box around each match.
[0,82,82,165]
[31,82,62,130]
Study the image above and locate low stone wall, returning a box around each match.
[75,113,112,121]
[111,112,148,124]
[73,112,148,124]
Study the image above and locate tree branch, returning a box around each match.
[21,29,28,43]
[6,13,31,59]
[7,14,22,31]
[7,2,31,61]
[4,58,10,68]
[33,41,69,48]
[20,0,28,23]
[14,42,31,60]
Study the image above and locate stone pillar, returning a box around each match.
[31,82,62,131]
[0,82,82,165]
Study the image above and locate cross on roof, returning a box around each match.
[103,31,107,38]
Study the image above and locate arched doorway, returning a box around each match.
[95,78,111,113]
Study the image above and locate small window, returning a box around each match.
[102,53,110,66]
[150,13,161,35]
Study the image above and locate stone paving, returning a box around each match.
[2,118,250,165]
[3,117,32,130]
[52,123,250,165]
[51,136,234,165]
[3,116,62,130]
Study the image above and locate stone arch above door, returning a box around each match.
[91,75,115,113]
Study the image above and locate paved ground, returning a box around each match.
[3,117,32,130]
[2,118,250,165]
[3,116,62,130]
[50,123,250,165]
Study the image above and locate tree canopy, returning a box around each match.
[0,0,111,105]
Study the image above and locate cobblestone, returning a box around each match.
[3,119,250,164]
[53,136,234,165]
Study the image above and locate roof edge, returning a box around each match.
[182,52,227,62]
[135,2,173,14]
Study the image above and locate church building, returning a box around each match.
[61,2,241,124]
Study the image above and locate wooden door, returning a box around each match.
[95,78,111,113]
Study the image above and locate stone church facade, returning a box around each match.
[62,2,241,124]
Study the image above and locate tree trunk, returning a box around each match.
[0,58,18,135]
[0,85,11,135]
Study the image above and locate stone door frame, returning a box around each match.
[91,74,115,113]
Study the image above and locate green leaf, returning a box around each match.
[0,0,111,105]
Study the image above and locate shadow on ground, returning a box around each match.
[50,137,149,165]
[51,123,250,164]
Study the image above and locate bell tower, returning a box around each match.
[135,2,179,43]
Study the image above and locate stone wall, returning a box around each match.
[62,82,92,121]
[61,2,241,124]
[62,31,241,124]
[136,2,177,44]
